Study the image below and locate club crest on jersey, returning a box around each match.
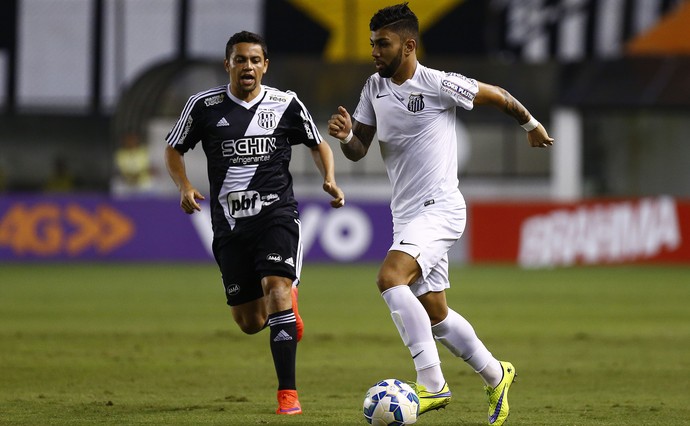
[407,92,425,113]
[257,110,277,130]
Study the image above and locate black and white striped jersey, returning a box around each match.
[166,84,323,237]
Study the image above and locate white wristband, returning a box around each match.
[339,129,353,144]
[521,116,539,132]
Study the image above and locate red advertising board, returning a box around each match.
[469,197,690,266]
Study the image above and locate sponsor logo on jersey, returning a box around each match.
[257,110,277,130]
[302,122,314,139]
[266,253,282,262]
[179,116,193,141]
[407,92,425,112]
[300,111,315,139]
[227,284,240,296]
[222,137,276,160]
[204,93,224,107]
[269,94,287,102]
[261,193,280,206]
[446,72,477,86]
[228,190,262,218]
[216,117,230,127]
[442,79,475,102]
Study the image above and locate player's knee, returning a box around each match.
[377,252,421,292]
[232,312,266,334]
[377,264,419,293]
[235,319,264,335]
[376,272,402,293]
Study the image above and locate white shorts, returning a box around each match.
[390,204,466,297]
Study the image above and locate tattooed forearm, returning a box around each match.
[500,88,530,124]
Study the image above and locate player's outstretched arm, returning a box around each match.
[164,145,205,214]
[310,142,345,208]
[474,82,555,148]
[328,106,376,161]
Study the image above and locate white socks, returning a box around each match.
[381,287,504,390]
[432,308,503,388]
[382,285,446,392]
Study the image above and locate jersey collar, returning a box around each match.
[226,84,265,109]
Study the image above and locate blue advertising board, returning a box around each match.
[0,194,392,263]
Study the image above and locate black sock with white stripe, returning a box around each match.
[268,309,298,390]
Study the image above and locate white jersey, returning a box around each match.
[353,63,478,224]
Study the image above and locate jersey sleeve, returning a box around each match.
[165,94,203,154]
[285,91,322,148]
[352,76,376,126]
[439,72,478,111]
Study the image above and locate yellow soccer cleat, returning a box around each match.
[485,361,516,425]
[407,381,452,415]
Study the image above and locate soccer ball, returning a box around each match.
[363,379,419,425]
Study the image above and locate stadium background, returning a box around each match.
[1,0,689,265]
[1,2,690,425]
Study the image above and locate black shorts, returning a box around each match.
[212,216,302,306]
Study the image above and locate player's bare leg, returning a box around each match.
[230,298,267,334]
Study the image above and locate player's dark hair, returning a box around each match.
[225,31,268,60]
[369,2,419,42]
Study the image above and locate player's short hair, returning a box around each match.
[226,31,268,60]
[369,2,419,43]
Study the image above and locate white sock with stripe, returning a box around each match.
[382,285,445,392]
[431,308,502,387]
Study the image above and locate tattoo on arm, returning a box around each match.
[340,121,376,161]
[500,88,530,124]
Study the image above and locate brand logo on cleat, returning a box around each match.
[489,386,505,424]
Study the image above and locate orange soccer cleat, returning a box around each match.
[276,389,302,415]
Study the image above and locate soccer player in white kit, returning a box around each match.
[328,3,554,425]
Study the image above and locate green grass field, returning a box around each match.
[1,263,689,425]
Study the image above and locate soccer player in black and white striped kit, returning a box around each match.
[165,31,345,416]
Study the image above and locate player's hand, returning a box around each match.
[180,187,205,214]
[323,180,345,208]
[527,124,554,148]
[328,106,352,140]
